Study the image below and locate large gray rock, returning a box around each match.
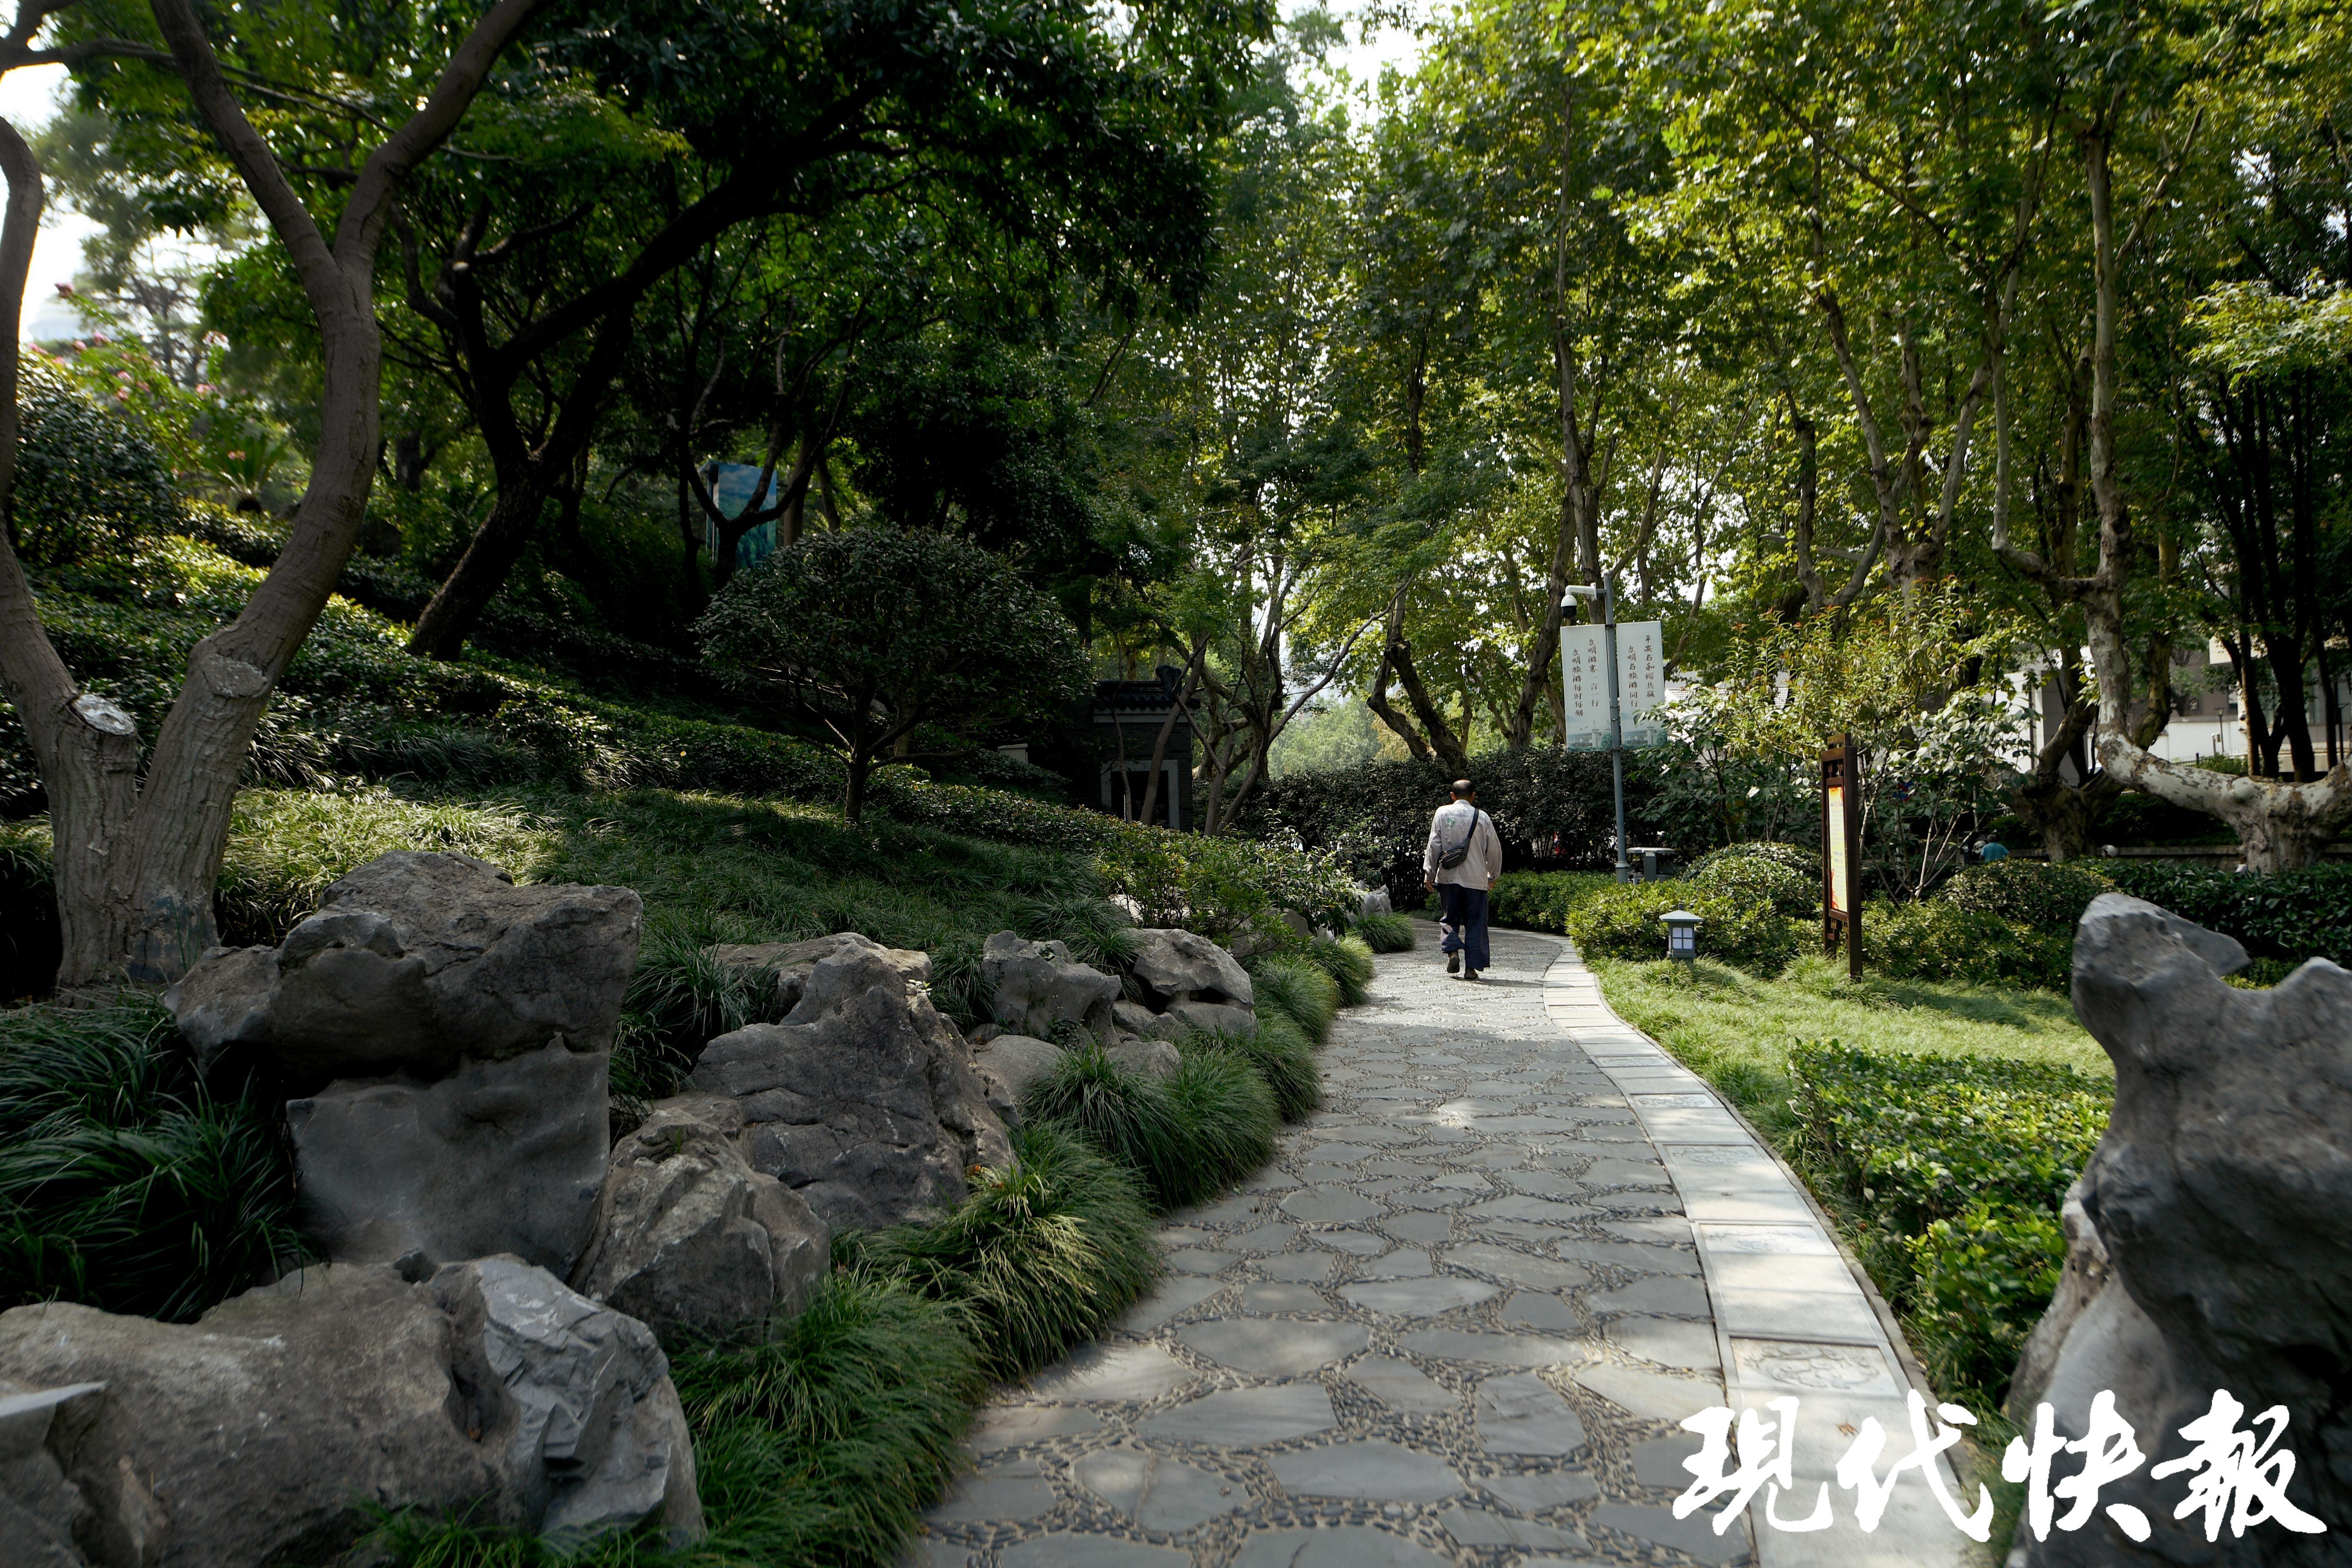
[170,851,641,1081]
[970,1033,1065,1112]
[1107,1037,1181,1080]
[571,1106,828,1344]
[705,932,932,1019]
[1128,928,1255,1010]
[286,1037,609,1277]
[2009,894,2346,1567]
[1113,999,1185,1043]
[980,931,1118,1038]
[686,944,1011,1230]
[0,1258,699,1568]
[1359,885,1394,918]
[0,1381,105,1567]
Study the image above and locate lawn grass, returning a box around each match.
[1590,951,2104,1146]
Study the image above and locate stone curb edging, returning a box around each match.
[1536,935,1981,1568]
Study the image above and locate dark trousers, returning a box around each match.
[1437,883,1491,972]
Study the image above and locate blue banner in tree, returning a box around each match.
[705,462,780,571]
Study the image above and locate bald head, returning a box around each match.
[1451,779,1474,798]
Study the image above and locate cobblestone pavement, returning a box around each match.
[909,926,1978,1568]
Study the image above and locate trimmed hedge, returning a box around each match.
[1938,860,2115,928]
[1566,882,1800,976]
[1238,747,1667,904]
[1490,870,1613,934]
[2109,860,2352,966]
[1687,846,1817,920]
[1870,898,2077,991]
[1789,1043,2110,1407]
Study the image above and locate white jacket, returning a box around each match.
[1424,802,1502,887]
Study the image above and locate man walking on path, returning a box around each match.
[1423,778,1501,980]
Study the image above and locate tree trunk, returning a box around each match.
[1390,635,1470,778]
[1138,637,1205,829]
[407,456,561,659]
[2077,121,2352,868]
[409,313,631,659]
[0,0,547,986]
[844,750,870,823]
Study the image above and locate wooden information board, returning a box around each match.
[1821,734,1863,979]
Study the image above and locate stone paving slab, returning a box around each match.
[907,925,1976,1568]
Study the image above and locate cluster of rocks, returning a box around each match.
[3,855,894,1565]
[0,850,1285,1566]
[2006,895,2350,1567]
[962,927,1258,1104]
[675,932,1010,1232]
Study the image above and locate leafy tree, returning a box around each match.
[696,528,1089,821]
[0,0,547,986]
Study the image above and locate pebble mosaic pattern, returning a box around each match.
[909,926,1973,1568]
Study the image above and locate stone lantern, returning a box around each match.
[1658,908,1702,967]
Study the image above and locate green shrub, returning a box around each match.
[1903,1200,2066,1403]
[1165,1048,1279,1200]
[1187,1014,1320,1122]
[1490,870,1614,933]
[1357,911,1417,953]
[1868,898,2075,991]
[1788,1043,2107,1412]
[1236,745,1666,894]
[853,1122,1160,1378]
[1937,860,2114,928]
[1688,839,1821,881]
[0,994,303,1322]
[1300,934,1376,1007]
[668,1273,983,1567]
[2110,859,2352,966]
[1566,882,1799,975]
[1019,1040,1279,1210]
[11,354,180,564]
[1688,851,1817,919]
[1790,1043,2110,1234]
[1247,956,1339,1045]
[1021,1044,1190,1206]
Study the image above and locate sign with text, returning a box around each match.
[1560,620,1666,749]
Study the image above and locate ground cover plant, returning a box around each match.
[1788,1045,2109,1411]
[846,1122,1162,1380]
[0,992,302,1324]
[1357,911,1418,953]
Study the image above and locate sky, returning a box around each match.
[2,64,96,340]
[0,7,1432,340]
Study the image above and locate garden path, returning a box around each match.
[909,927,1979,1568]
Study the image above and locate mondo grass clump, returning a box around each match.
[1021,1041,1279,1209]
[1187,1015,1320,1122]
[0,993,303,1323]
[1246,956,1339,1045]
[1301,934,1376,1006]
[670,1273,983,1565]
[851,1122,1161,1377]
[1020,1043,1191,1205]
[1357,911,1417,953]
[1166,1050,1278,1192]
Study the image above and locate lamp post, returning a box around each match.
[1659,908,1702,967]
[1564,577,1631,882]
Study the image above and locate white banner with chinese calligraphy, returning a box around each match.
[1559,620,1667,750]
